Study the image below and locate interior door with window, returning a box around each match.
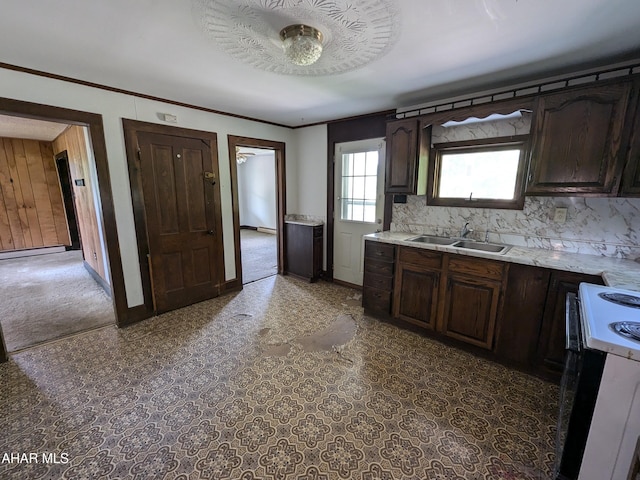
[333,138,385,286]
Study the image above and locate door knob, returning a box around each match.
[207,230,215,235]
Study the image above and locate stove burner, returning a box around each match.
[598,292,640,309]
[610,321,640,342]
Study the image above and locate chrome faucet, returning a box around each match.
[460,222,472,238]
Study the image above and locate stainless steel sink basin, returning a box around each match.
[407,235,458,245]
[452,240,511,254]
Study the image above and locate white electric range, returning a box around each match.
[576,283,640,480]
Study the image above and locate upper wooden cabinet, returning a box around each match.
[526,82,632,195]
[384,118,427,194]
[621,81,640,196]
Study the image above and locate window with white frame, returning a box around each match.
[340,150,379,222]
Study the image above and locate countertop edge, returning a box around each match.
[364,232,640,291]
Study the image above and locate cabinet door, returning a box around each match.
[285,223,312,279]
[526,82,631,195]
[621,82,640,196]
[441,274,501,349]
[495,264,551,365]
[537,271,604,373]
[393,264,440,330]
[385,118,419,193]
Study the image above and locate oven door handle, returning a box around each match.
[565,292,581,353]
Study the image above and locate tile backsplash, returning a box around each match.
[391,195,640,261]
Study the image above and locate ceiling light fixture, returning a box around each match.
[279,24,324,66]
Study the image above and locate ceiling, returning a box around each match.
[0,114,68,141]
[1,0,640,127]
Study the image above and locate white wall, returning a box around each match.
[238,152,277,230]
[292,124,328,219]
[0,68,297,307]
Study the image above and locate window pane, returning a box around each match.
[342,154,354,176]
[353,152,366,175]
[365,153,378,175]
[438,149,520,200]
[353,176,365,199]
[363,202,376,223]
[352,200,365,221]
[342,176,353,199]
[364,176,377,200]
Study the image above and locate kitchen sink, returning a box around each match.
[407,235,458,245]
[452,240,511,254]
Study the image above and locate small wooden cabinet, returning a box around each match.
[440,256,506,349]
[526,82,632,195]
[285,222,323,282]
[363,241,395,316]
[384,118,427,194]
[393,247,442,329]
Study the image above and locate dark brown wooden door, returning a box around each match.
[139,132,223,313]
[526,82,631,195]
[441,274,501,349]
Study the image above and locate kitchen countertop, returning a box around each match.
[364,231,640,291]
[285,220,324,227]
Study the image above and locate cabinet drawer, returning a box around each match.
[398,247,443,269]
[364,241,395,262]
[363,287,392,313]
[364,258,394,276]
[364,271,394,291]
[448,256,504,280]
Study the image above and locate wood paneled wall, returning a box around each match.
[0,137,70,251]
[53,126,108,284]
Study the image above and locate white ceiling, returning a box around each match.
[0,114,68,141]
[1,0,639,127]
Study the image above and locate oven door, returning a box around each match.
[555,292,606,480]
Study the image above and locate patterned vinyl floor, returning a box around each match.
[0,275,558,479]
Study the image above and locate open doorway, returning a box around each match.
[0,114,115,353]
[236,146,278,284]
[228,135,286,287]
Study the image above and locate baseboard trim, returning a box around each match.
[222,278,242,293]
[0,246,65,260]
[332,278,363,291]
[83,261,112,297]
[119,304,154,327]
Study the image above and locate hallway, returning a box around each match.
[0,250,114,352]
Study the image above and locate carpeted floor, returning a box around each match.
[241,229,278,284]
[0,275,557,479]
[0,250,115,352]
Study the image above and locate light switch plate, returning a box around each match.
[553,207,568,223]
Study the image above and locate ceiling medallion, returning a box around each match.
[192,0,400,76]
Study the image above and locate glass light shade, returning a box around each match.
[280,24,323,66]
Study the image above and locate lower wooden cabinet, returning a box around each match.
[495,264,551,366]
[362,240,610,382]
[363,241,395,317]
[393,252,441,330]
[441,274,502,349]
[285,222,323,282]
